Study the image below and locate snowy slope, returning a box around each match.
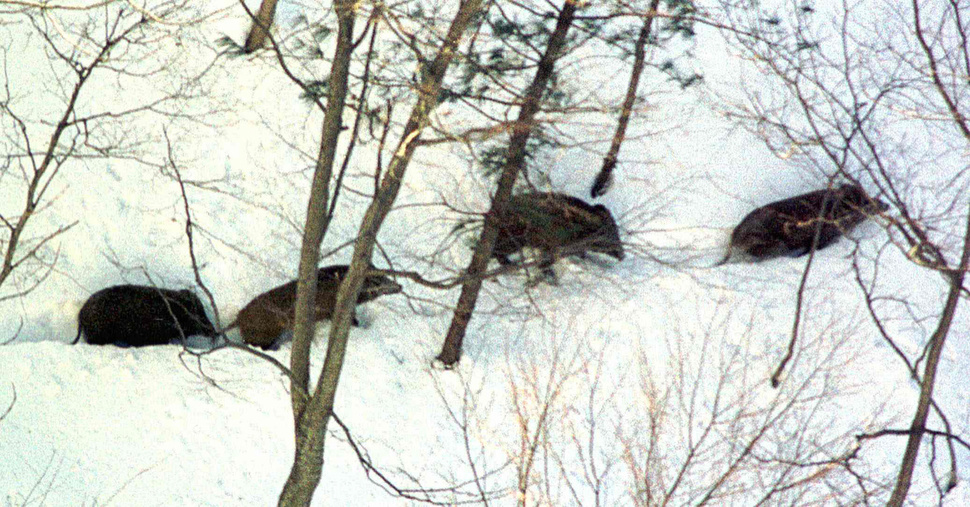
[0,270,654,505]
[2,2,970,506]
[6,249,964,505]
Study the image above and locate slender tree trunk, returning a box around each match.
[887,3,970,502]
[436,0,580,367]
[886,204,970,506]
[590,0,658,198]
[277,1,485,504]
[277,5,357,505]
[288,0,357,424]
[243,0,279,53]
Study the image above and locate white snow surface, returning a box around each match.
[2,2,970,506]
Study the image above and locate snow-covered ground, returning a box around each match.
[2,1,969,505]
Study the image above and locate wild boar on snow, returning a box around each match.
[72,284,217,346]
[718,184,888,265]
[488,192,624,279]
[225,264,402,350]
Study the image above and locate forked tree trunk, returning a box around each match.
[436,0,580,367]
[278,2,357,505]
[277,1,486,504]
[287,0,357,425]
[243,0,279,53]
[590,0,659,198]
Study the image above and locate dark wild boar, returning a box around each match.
[225,264,402,350]
[490,192,624,279]
[718,184,888,265]
[72,284,217,346]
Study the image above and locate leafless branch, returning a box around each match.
[0,384,14,423]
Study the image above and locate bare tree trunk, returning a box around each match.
[287,0,357,422]
[243,0,279,53]
[590,0,659,198]
[436,0,580,367]
[886,3,970,502]
[887,204,970,506]
[277,1,485,504]
[276,4,357,505]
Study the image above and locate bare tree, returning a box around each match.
[432,303,881,505]
[0,1,219,341]
[287,0,358,430]
[590,0,661,198]
[712,0,970,503]
[423,0,700,366]
[276,1,486,504]
[437,0,580,367]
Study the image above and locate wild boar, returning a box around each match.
[226,264,402,350]
[490,192,624,277]
[72,284,217,346]
[718,184,888,265]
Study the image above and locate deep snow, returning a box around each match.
[2,0,970,505]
